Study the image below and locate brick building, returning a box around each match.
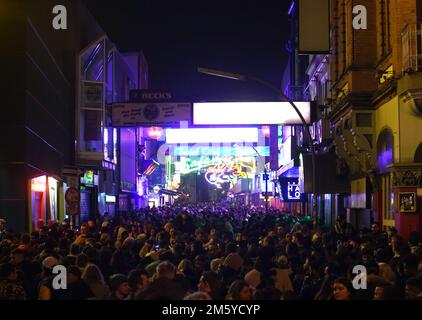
[305,0,422,238]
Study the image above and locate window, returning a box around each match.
[79,39,106,154]
[380,0,392,57]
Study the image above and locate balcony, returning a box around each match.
[402,23,422,74]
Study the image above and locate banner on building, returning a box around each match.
[299,0,330,53]
[111,102,192,127]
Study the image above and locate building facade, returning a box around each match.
[303,0,422,238]
[1,0,148,232]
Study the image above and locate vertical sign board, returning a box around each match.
[62,168,82,216]
[299,0,330,53]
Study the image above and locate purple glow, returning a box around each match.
[166,128,259,143]
[288,1,295,15]
[104,129,109,160]
[193,102,311,125]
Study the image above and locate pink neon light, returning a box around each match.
[147,127,164,140]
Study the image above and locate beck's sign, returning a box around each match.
[112,102,192,127]
[129,90,173,102]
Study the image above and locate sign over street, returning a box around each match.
[112,102,192,127]
[129,90,173,102]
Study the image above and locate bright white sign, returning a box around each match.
[166,128,258,144]
[193,101,311,125]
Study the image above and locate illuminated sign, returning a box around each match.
[106,195,116,203]
[174,146,270,157]
[261,126,270,138]
[31,176,46,192]
[175,156,256,188]
[166,128,258,144]
[193,101,311,125]
[205,157,255,186]
[279,136,292,167]
[279,177,305,202]
[81,170,94,185]
[287,181,301,200]
[147,127,164,140]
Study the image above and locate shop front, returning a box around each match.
[29,175,64,231]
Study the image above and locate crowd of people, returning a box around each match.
[0,203,422,300]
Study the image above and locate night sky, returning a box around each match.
[83,0,291,101]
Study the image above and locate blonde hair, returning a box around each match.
[82,263,105,285]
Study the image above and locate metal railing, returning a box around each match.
[402,23,422,74]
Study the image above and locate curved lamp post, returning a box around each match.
[197,67,318,227]
[251,146,269,214]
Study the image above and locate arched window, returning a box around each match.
[377,128,394,174]
[414,142,422,163]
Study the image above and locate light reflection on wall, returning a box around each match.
[377,128,393,174]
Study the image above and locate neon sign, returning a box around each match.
[176,156,255,174]
[287,181,301,200]
[147,127,164,140]
[204,157,255,186]
[279,177,304,202]
[166,127,259,143]
[175,156,256,187]
[31,176,46,192]
[175,157,215,174]
[261,126,270,138]
[174,146,270,157]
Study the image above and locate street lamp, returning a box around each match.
[198,67,318,227]
[252,146,269,214]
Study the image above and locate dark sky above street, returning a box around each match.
[83,0,291,101]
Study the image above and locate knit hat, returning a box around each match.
[42,256,59,269]
[223,253,243,271]
[109,274,128,292]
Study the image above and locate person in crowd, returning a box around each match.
[0,263,26,300]
[0,202,420,301]
[373,283,397,300]
[198,270,224,300]
[38,256,60,300]
[405,277,422,300]
[106,274,130,300]
[127,269,149,299]
[58,265,94,300]
[136,261,186,300]
[184,291,212,300]
[332,277,354,301]
[226,280,252,300]
[82,263,110,300]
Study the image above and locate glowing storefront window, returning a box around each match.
[113,128,118,164]
[31,176,46,192]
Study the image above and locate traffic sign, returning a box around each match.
[65,187,80,205]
